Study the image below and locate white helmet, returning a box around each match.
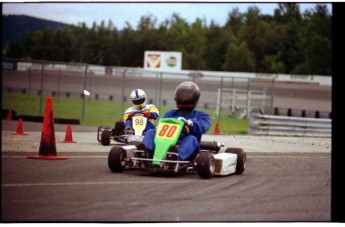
[130,89,147,109]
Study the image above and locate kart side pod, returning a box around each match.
[213,147,247,176]
[213,153,238,176]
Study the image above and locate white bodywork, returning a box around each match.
[126,115,147,142]
[123,145,137,158]
[213,153,238,176]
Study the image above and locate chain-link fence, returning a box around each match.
[2,59,275,121]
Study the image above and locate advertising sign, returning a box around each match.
[144,51,182,72]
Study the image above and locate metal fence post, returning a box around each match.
[271,78,276,115]
[155,73,159,106]
[88,72,92,103]
[247,90,251,119]
[218,77,224,122]
[121,69,126,115]
[231,89,236,114]
[216,88,220,117]
[57,69,61,102]
[82,64,87,121]
[39,64,44,116]
[28,67,32,98]
[158,72,163,113]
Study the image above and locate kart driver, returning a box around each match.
[140,81,211,161]
[112,89,159,135]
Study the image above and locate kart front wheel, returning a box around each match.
[101,129,111,146]
[225,148,246,174]
[196,152,215,179]
[108,147,127,173]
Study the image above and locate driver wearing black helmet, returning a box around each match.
[141,81,211,161]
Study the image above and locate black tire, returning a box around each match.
[108,146,127,173]
[225,148,247,174]
[101,129,111,146]
[196,152,215,179]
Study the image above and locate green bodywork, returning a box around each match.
[153,118,184,165]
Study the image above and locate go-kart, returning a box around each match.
[107,117,247,179]
[97,112,148,146]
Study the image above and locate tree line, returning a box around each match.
[5,3,331,75]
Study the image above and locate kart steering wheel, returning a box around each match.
[132,111,144,115]
[184,125,190,134]
[177,117,190,134]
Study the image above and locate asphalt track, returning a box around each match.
[1,120,331,222]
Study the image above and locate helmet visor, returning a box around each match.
[132,97,146,105]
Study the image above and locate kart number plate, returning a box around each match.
[156,123,181,140]
[132,115,147,136]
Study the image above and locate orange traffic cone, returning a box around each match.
[62,124,76,143]
[27,97,67,160]
[12,119,28,135]
[214,122,220,135]
[6,110,12,121]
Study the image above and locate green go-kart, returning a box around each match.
[107,117,247,179]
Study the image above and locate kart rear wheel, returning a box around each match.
[196,152,215,179]
[101,129,111,146]
[225,148,247,174]
[108,147,127,173]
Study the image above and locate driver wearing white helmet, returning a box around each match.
[124,89,159,132]
[112,89,159,136]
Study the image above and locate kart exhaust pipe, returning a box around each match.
[199,141,224,152]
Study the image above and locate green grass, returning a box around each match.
[2,93,249,135]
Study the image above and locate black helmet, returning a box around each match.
[174,81,200,109]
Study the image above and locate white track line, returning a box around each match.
[2,180,207,187]
[2,155,107,158]
[2,155,329,159]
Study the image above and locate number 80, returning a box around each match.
[158,125,177,138]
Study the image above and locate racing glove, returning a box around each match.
[177,117,193,127]
[127,113,134,120]
[143,111,152,118]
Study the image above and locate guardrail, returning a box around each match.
[249,112,331,137]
